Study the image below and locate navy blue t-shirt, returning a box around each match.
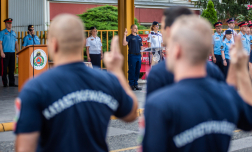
[143,77,252,152]
[14,62,133,152]
[146,60,225,96]
[126,34,143,53]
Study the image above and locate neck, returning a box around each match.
[154,30,158,33]
[227,38,231,41]
[174,62,207,82]
[132,32,137,36]
[217,32,221,35]
[6,28,11,32]
[53,51,83,67]
[92,35,96,37]
[229,27,233,30]
[241,31,246,35]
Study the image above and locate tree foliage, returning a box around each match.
[201,0,218,26]
[195,0,248,21]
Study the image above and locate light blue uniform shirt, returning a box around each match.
[22,34,40,47]
[238,32,250,55]
[212,32,224,55]
[0,28,17,52]
[221,38,233,60]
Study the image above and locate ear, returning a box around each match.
[51,38,58,54]
[174,44,182,61]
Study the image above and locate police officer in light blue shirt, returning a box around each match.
[238,22,250,55]
[221,30,234,79]
[0,18,19,87]
[22,25,40,48]
[223,18,237,43]
[212,22,224,73]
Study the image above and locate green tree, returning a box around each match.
[78,5,147,61]
[201,0,218,26]
[194,0,248,21]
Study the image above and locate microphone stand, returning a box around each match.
[32,33,35,78]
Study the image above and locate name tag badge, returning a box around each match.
[5,33,8,35]
[91,39,94,41]
[242,38,245,41]
[132,38,135,40]
[226,43,230,46]
[29,38,32,40]
[152,36,155,38]
[215,37,220,41]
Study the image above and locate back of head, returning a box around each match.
[170,15,212,65]
[163,7,193,28]
[48,14,85,54]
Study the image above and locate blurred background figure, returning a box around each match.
[86,26,103,68]
[147,21,163,65]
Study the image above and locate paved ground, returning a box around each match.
[1,77,252,152]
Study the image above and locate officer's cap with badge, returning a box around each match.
[152,21,159,26]
[238,22,248,27]
[3,18,13,23]
[90,26,96,30]
[214,22,222,27]
[225,30,233,34]
[28,25,34,29]
[227,18,235,23]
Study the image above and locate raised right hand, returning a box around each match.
[88,57,91,62]
[124,28,128,35]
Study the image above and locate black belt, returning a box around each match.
[129,52,140,55]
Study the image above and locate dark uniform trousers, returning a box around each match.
[90,54,101,68]
[213,54,224,74]
[1,52,15,86]
[223,59,230,79]
[128,53,141,86]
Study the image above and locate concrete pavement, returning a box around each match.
[1,78,252,152]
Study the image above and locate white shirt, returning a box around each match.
[147,31,163,48]
[222,28,237,43]
[86,36,102,54]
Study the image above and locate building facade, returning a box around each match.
[48,0,200,26]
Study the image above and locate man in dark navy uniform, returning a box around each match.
[14,14,138,152]
[143,15,252,152]
[123,25,143,91]
[0,18,19,87]
[146,7,225,96]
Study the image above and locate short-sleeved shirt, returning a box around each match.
[14,62,133,152]
[223,28,237,43]
[86,36,102,54]
[146,60,225,96]
[250,35,252,45]
[0,28,17,52]
[147,31,163,48]
[126,34,142,54]
[238,32,250,55]
[22,34,40,47]
[212,32,224,55]
[221,38,233,60]
[143,77,252,152]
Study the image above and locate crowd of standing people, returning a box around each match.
[2,6,252,152]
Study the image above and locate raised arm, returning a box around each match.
[104,36,138,122]
[123,28,128,46]
[230,36,252,106]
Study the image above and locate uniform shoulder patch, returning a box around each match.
[221,46,224,49]
[147,37,150,41]
[250,40,252,43]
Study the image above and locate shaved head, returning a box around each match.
[48,14,85,57]
[167,15,212,72]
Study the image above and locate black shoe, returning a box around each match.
[134,85,142,90]
[130,85,136,91]
[3,84,8,87]
[9,84,18,87]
